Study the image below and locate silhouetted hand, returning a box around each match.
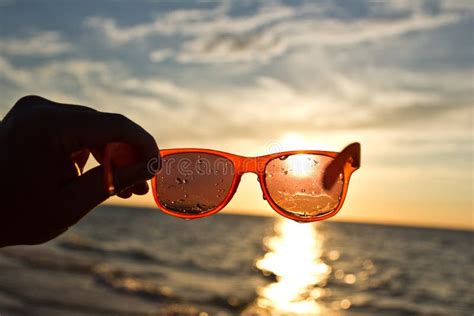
[0,96,160,247]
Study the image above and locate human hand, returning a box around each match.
[0,96,160,247]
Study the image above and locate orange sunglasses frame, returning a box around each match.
[149,143,361,222]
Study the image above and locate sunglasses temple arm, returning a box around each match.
[323,142,361,190]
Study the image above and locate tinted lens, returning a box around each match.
[264,154,344,217]
[155,153,235,214]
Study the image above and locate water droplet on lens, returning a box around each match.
[301,189,306,193]
[184,194,188,198]
[214,182,219,186]
[267,173,273,178]
[171,201,175,204]
[279,155,289,161]
[216,194,221,198]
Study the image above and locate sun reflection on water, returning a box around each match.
[255,219,331,315]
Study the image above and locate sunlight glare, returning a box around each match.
[278,133,332,151]
[280,133,308,150]
[255,219,330,314]
[284,154,316,177]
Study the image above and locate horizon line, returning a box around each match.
[102,202,474,232]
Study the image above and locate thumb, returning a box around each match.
[57,161,153,228]
[111,161,154,194]
[103,142,160,195]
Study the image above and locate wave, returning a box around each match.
[0,245,255,312]
[92,264,177,302]
[58,237,158,263]
[93,264,253,310]
[0,247,97,274]
[58,235,255,277]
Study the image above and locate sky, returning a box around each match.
[0,0,472,229]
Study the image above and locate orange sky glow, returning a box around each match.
[1,0,472,230]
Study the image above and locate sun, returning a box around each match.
[277,133,324,178]
[279,133,308,151]
[285,154,315,177]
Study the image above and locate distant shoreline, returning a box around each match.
[102,203,474,233]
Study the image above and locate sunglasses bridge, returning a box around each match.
[236,156,268,175]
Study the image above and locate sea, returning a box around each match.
[0,205,472,316]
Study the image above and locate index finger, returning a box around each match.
[60,110,160,163]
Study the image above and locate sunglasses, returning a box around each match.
[104,143,360,222]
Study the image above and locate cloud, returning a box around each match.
[176,12,461,64]
[84,1,466,64]
[3,50,470,140]
[119,77,196,105]
[1,0,472,144]
[84,2,296,45]
[149,49,173,63]
[347,102,472,129]
[176,31,287,64]
[110,73,472,142]
[0,56,125,111]
[0,31,72,56]
[84,16,152,45]
[0,56,111,89]
[0,56,31,86]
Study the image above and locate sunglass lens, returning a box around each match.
[264,154,344,218]
[155,153,235,214]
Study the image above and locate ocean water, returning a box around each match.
[0,205,472,316]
